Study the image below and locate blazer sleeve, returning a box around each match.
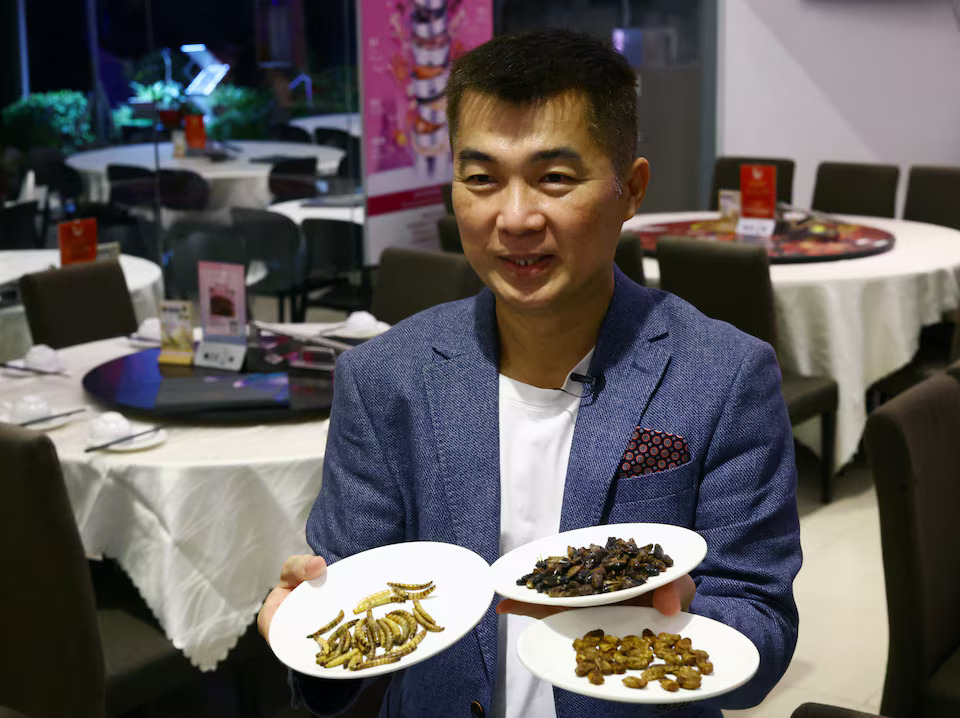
[689,340,802,710]
[290,349,408,716]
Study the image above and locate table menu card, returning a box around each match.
[739,164,777,219]
[195,261,247,371]
[58,218,98,265]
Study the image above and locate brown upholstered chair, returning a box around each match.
[863,373,960,718]
[19,259,138,349]
[0,423,196,718]
[437,214,463,253]
[903,165,960,231]
[369,247,483,326]
[791,704,884,718]
[811,161,900,218]
[656,236,839,502]
[709,156,795,210]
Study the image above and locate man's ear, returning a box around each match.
[622,157,650,219]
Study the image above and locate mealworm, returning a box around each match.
[413,598,445,632]
[354,653,401,671]
[324,647,358,668]
[354,589,396,614]
[308,609,344,638]
[386,581,434,591]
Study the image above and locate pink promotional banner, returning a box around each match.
[360,0,492,261]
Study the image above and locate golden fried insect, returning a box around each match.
[386,581,434,591]
[572,627,710,692]
[308,609,344,639]
[413,598,445,632]
[353,589,404,614]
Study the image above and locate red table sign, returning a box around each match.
[58,218,98,265]
[740,164,777,219]
[185,114,206,150]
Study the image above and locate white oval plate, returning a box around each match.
[269,541,494,679]
[91,428,167,452]
[517,605,759,704]
[490,523,707,608]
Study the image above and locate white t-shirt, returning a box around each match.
[491,350,594,718]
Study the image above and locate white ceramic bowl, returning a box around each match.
[13,395,50,423]
[24,344,62,372]
[88,412,133,445]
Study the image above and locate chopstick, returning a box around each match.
[0,361,69,376]
[17,407,87,427]
[84,426,164,453]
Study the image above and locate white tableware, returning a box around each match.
[136,317,162,341]
[13,394,50,423]
[269,541,494,679]
[517,605,760,704]
[94,427,167,452]
[489,523,708,608]
[18,407,86,430]
[24,344,62,373]
[87,412,133,445]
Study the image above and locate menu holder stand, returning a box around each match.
[158,300,196,366]
[737,164,777,239]
[194,261,247,371]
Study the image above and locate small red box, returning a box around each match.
[740,164,777,219]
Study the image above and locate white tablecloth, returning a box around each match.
[0,251,163,362]
[0,336,330,670]
[67,141,344,223]
[623,212,960,470]
[290,113,362,139]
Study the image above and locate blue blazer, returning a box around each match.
[298,268,802,718]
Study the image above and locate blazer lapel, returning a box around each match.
[560,271,671,532]
[423,289,501,681]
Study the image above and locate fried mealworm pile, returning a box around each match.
[307,581,445,671]
[573,628,713,691]
[517,537,674,597]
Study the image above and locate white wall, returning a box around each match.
[718,0,960,212]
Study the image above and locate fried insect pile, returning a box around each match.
[517,537,674,597]
[573,628,713,691]
[307,581,445,671]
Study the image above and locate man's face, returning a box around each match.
[451,91,648,320]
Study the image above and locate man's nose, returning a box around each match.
[496,181,546,235]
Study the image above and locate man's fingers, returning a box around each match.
[495,598,568,620]
[279,554,327,588]
[257,586,290,642]
[652,574,697,616]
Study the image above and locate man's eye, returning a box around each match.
[465,174,494,184]
[543,173,573,184]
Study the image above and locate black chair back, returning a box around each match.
[0,201,39,249]
[709,156,795,210]
[19,259,138,348]
[441,183,453,214]
[903,165,960,231]
[656,236,775,345]
[106,164,156,209]
[864,373,960,718]
[437,215,462,253]
[157,169,210,211]
[313,127,352,151]
[811,161,900,218]
[164,223,246,301]
[231,208,304,320]
[370,247,483,326]
[268,157,317,203]
[0,423,107,718]
[270,124,313,144]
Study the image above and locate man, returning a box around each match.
[258,29,801,718]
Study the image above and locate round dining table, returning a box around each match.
[623,211,960,470]
[0,333,337,671]
[67,140,344,223]
[0,251,163,362]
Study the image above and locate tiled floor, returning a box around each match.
[725,447,887,718]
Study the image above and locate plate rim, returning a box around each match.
[516,604,761,704]
[268,539,494,680]
[490,522,708,608]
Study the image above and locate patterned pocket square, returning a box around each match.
[618,427,691,477]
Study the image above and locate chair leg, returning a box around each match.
[820,410,837,504]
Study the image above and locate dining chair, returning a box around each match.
[32,159,87,242]
[313,127,353,151]
[791,704,884,718]
[163,222,247,301]
[0,200,40,249]
[709,156,795,211]
[902,165,960,231]
[369,247,484,326]
[437,214,463,253]
[863,372,960,718]
[19,259,138,349]
[811,161,900,218]
[268,157,318,203]
[106,164,156,211]
[0,423,197,718]
[296,218,368,319]
[157,169,210,211]
[656,236,839,502]
[614,235,646,287]
[231,208,305,321]
[269,123,313,144]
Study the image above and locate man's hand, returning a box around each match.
[258,554,327,644]
[496,574,696,620]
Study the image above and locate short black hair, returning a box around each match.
[446,29,638,177]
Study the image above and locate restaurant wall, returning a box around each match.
[718,0,960,214]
